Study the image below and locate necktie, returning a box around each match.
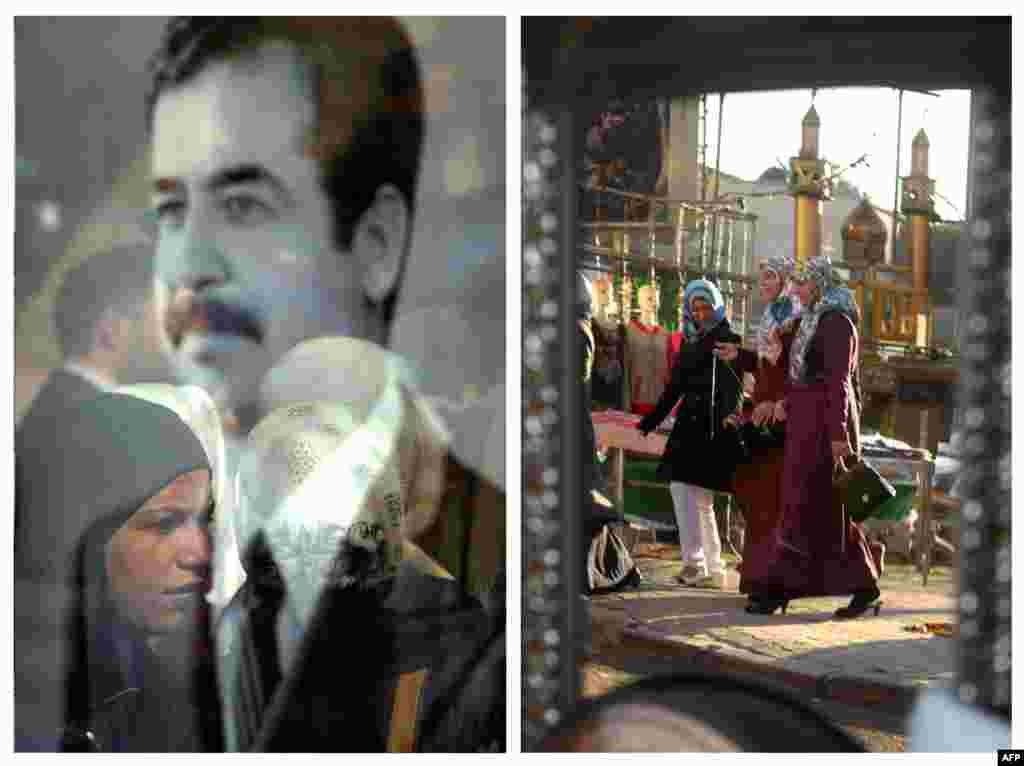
[233,531,285,751]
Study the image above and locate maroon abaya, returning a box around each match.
[759,311,879,599]
[730,342,788,596]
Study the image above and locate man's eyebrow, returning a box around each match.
[204,164,292,205]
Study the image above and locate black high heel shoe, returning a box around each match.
[745,594,789,615]
[834,587,882,619]
[623,567,643,588]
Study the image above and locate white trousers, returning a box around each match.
[669,481,724,576]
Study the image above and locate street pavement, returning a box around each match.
[583,537,957,747]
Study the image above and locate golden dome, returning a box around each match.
[842,196,887,243]
[841,196,887,269]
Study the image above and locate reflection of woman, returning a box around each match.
[713,255,799,604]
[60,393,223,751]
[638,280,742,588]
[577,272,641,593]
[746,257,880,618]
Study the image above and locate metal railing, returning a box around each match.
[580,185,757,338]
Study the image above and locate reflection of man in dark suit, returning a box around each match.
[15,245,169,570]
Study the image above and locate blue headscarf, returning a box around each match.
[682,278,726,342]
[757,254,800,359]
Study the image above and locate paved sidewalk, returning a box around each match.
[586,541,957,717]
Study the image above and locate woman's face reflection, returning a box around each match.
[106,469,214,634]
[690,297,714,328]
[758,266,783,303]
[794,278,819,308]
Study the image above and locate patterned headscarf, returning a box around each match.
[682,278,726,342]
[788,256,861,383]
[757,254,799,359]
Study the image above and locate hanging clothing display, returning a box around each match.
[666,330,685,418]
[625,320,669,416]
[591,318,625,410]
[666,331,684,371]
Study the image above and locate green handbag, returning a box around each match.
[834,458,898,523]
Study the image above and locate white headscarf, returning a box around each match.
[756,254,800,360]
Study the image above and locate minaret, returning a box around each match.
[901,128,935,346]
[788,105,831,267]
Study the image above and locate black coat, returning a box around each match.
[580,319,619,531]
[242,567,505,752]
[218,449,506,753]
[579,319,600,502]
[638,320,743,492]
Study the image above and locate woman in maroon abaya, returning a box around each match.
[713,253,799,605]
[744,256,880,618]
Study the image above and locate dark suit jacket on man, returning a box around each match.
[217,451,506,753]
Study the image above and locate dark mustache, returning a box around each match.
[167,297,263,346]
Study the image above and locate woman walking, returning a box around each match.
[713,254,799,605]
[742,256,880,618]
[638,279,742,588]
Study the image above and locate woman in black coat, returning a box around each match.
[638,279,742,587]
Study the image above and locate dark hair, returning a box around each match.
[145,17,425,325]
[54,246,154,360]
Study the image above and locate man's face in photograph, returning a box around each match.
[150,43,369,409]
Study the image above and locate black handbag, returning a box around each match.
[833,457,898,523]
[734,398,786,451]
[741,421,785,451]
[586,488,624,531]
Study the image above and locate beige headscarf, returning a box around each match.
[258,336,450,544]
[236,401,406,628]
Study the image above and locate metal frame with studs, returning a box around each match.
[522,77,584,749]
[954,85,1011,715]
